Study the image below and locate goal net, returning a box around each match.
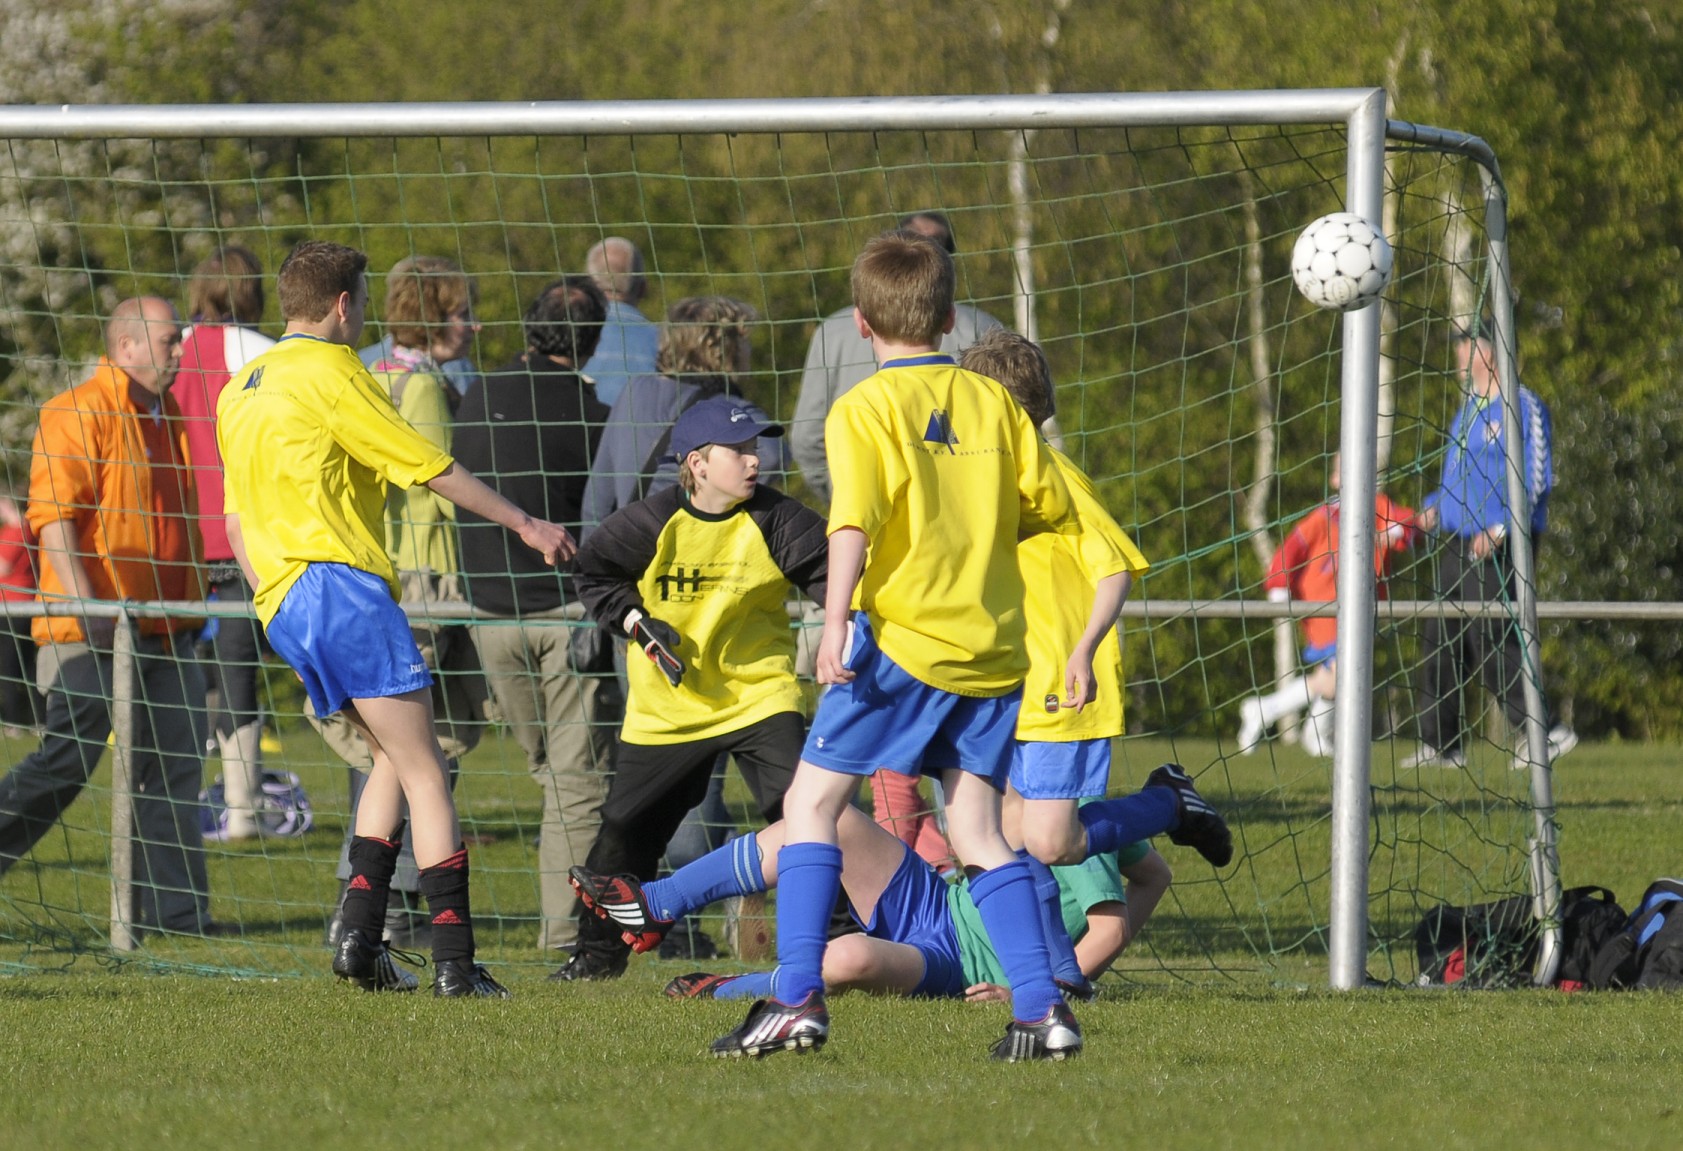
[0,95,1545,987]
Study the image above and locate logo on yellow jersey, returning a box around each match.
[923,409,959,452]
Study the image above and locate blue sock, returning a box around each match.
[1078,787,1179,858]
[643,833,765,924]
[1018,850,1083,985]
[968,859,1062,1022]
[768,841,842,1006]
[711,972,772,1001]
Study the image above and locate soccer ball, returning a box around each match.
[1290,212,1393,312]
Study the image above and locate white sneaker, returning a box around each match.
[1236,699,1264,755]
[1401,744,1466,769]
[1547,724,1579,762]
[1512,725,1580,770]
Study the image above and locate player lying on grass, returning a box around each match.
[570,767,1213,1006]
[957,330,1228,999]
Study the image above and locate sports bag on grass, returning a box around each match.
[1414,885,1623,989]
[1586,879,1683,990]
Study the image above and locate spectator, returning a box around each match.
[1237,453,1422,758]
[579,236,658,410]
[581,296,784,534]
[451,275,616,956]
[0,296,218,935]
[319,256,489,947]
[790,210,1003,504]
[0,492,41,737]
[173,246,275,840]
[358,254,481,397]
[1405,329,1577,770]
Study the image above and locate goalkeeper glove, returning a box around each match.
[624,608,685,686]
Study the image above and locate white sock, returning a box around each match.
[1257,675,1311,727]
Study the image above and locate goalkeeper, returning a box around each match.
[556,394,829,982]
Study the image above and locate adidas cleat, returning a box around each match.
[990,1001,1083,1062]
[432,959,512,998]
[1055,976,1098,1004]
[569,866,673,954]
[331,928,421,993]
[664,972,734,1000]
[709,992,829,1058]
[1146,762,1234,868]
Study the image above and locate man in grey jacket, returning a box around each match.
[790,211,1003,505]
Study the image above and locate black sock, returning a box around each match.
[343,835,400,940]
[419,846,474,966]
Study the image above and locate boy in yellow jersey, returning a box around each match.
[555,394,828,981]
[959,330,1233,997]
[709,229,1079,1063]
[217,241,575,998]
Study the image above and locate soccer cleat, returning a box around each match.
[990,1001,1084,1062]
[568,866,674,954]
[1055,976,1098,1004]
[546,946,629,983]
[432,959,512,999]
[1146,763,1234,868]
[664,971,735,1000]
[1235,699,1265,755]
[709,992,829,1058]
[331,927,421,993]
[1401,745,1467,770]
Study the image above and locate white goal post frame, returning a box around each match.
[0,91,1556,987]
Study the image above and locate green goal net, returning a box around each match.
[0,95,1545,988]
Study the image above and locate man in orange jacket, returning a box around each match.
[0,296,218,936]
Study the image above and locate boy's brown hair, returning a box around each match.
[187,246,265,324]
[959,328,1056,427]
[277,240,368,323]
[677,444,715,494]
[850,229,955,347]
[382,255,476,351]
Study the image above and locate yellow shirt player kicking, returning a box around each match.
[218,241,574,998]
[959,330,1233,1000]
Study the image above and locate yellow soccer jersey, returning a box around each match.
[575,485,828,745]
[1016,449,1150,742]
[826,354,1076,696]
[216,335,454,624]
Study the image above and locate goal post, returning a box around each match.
[0,91,1556,988]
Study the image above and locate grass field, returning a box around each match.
[0,732,1679,1148]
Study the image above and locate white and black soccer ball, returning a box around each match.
[1290,212,1393,312]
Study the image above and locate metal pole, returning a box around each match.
[1327,88,1390,991]
[1481,169,1564,985]
[107,610,138,952]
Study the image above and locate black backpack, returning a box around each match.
[1414,885,1625,989]
[1586,879,1683,990]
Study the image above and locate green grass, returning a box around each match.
[0,734,1680,1148]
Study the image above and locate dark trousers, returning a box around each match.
[575,711,803,954]
[204,573,266,737]
[0,614,41,729]
[1419,542,1546,753]
[0,638,209,930]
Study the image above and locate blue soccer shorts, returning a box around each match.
[854,842,965,999]
[802,612,1022,787]
[1009,737,1112,800]
[265,563,432,718]
[1303,641,1337,668]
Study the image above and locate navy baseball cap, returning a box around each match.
[669,394,784,460]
